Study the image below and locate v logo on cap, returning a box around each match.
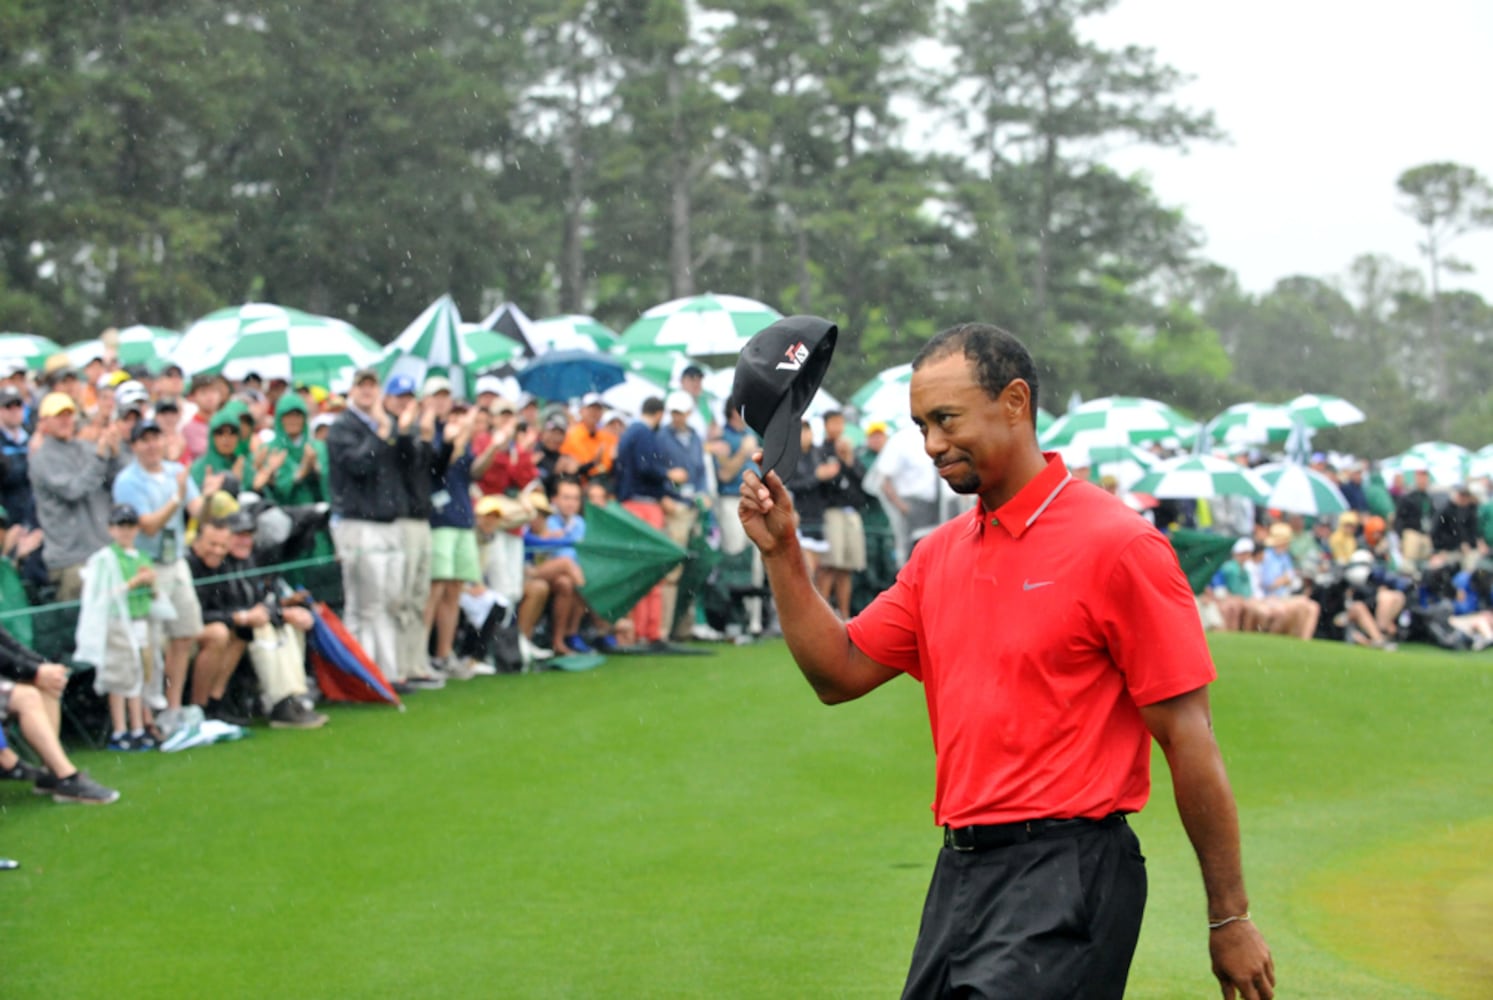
[729,316,838,484]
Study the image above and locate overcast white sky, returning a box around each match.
[1083,0,1493,300]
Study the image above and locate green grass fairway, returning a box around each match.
[2,633,1490,998]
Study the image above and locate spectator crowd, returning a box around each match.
[5,338,1493,863]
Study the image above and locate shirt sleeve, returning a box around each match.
[846,549,926,680]
[1096,529,1217,706]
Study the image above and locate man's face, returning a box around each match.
[228,530,255,560]
[0,397,24,429]
[681,374,703,398]
[157,371,183,397]
[425,391,452,419]
[823,414,844,441]
[281,411,305,438]
[349,377,379,412]
[44,410,76,441]
[1414,470,1430,491]
[156,409,180,432]
[132,430,164,469]
[383,392,414,417]
[554,483,583,518]
[581,404,603,429]
[193,525,230,568]
[669,408,690,431]
[910,353,1018,497]
[541,426,565,450]
[866,430,887,453]
[108,522,139,548]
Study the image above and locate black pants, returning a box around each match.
[901,819,1147,1000]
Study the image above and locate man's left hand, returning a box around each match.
[1211,919,1275,999]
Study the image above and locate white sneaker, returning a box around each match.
[468,658,498,676]
[690,623,724,642]
[519,635,553,665]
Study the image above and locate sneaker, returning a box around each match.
[0,758,45,783]
[442,657,478,681]
[564,634,594,654]
[32,770,58,796]
[269,696,329,730]
[690,623,725,642]
[464,658,498,676]
[403,674,446,691]
[107,733,134,752]
[50,770,121,805]
[518,635,553,663]
[593,634,619,653]
[0,857,17,871]
[129,731,157,752]
[203,698,252,727]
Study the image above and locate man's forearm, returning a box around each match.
[760,542,861,704]
[1163,730,1251,919]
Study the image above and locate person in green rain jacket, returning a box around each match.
[190,409,246,493]
[255,394,329,505]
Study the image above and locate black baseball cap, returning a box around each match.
[224,510,256,534]
[109,503,140,526]
[728,315,837,483]
[129,419,163,443]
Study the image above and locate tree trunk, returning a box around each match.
[667,62,693,298]
[559,71,587,312]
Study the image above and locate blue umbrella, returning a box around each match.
[516,349,626,401]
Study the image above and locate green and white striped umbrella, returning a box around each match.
[68,326,181,369]
[1062,442,1159,492]
[1253,462,1349,517]
[849,363,913,430]
[609,348,706,393]
[1041,396,1198,449]
[617,294,782,356]
[381,295,478,398]
[1036,408,1055,435]
[1205,402,1296,447]
[177,304,379,384]
[1286,393,1365,430]
[532,315,620,354]
[1381,441,1471,488]
[0,333,63,370]
[458,324,525,370]
[1130,454,1271,502]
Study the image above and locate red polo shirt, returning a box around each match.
[847,454,1216,828]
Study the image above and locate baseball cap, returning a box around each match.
[420,374,452,399]
[223,510,256,534]
[109,502,140,526]
[38,392,77,418]
[865,421,889,435]
[728,315,838,483]
[580,392,605,409]
[1231,538,1254,556]
[0,386,22,408]
[384,373,417,397]
[154,396,181,413]
[665,390,695,414]
[130,419,163,443]
[0,358,26,378]
[680,364,705,380]
[475,374,505,397]
[352,367,380,386]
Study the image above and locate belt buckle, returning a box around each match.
[945,827,975,852]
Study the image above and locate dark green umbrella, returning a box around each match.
[577,501,687,622]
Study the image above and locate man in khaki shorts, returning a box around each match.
[811,411,867,619]
[111,419,213,714]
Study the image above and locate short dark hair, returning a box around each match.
[913,323,1040,427]
[641,396,665,416]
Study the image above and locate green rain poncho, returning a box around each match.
[264,393,330,506]
[189,408,246,489]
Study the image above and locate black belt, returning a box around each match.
[944,813,1125,852]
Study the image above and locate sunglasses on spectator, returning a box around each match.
[2,401,22,409]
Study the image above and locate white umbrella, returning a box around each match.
[531,315,620,354]
[1286,393,1366,429]
[1253,462,1350,516]
[1040,396,1198,449]
[1130,455,1271,503]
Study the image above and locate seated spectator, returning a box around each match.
[1328,511,1361,565]
[1340,549,1405,650]
[218,512,328,728]
[1209,538,1270,632]
[475,493,552,666]
[521,485,591,655]
[0,621,120,803]
[75,504,160,750]
[182,521,255,726]
[1258,523,1320,640]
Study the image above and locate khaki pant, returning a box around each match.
[331,519,403,678]
[248,624,308,712]
[394,518,433,681]
[661,501,698,640]
[716,496,763,633]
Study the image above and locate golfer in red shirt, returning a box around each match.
[738,323,1274,1000]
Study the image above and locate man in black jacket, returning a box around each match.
[0,623,119,803]
[325,368,404,677]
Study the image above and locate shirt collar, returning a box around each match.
[977,452,1073,540]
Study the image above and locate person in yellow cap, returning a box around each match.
[28,392,125,600]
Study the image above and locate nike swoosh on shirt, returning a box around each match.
[1022,579,1054,591]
